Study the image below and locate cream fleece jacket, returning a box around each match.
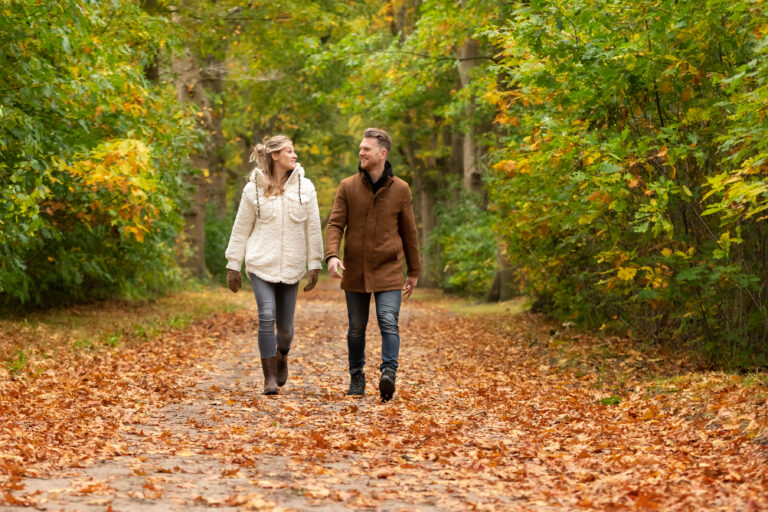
[225,164,323,284]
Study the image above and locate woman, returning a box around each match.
[225,135,323,395]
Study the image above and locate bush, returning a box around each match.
[429,190,497,296]
[486,0,768,367]
[204,203,237,286]
[0,2,201,308]
[2,140,186,307]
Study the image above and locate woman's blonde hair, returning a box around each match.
[249,135,293,197]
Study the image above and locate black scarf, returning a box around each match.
[359,160,393,194]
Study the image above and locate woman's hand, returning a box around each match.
[227,269,242,293]
[303,269,320,292]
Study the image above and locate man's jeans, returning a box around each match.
[345,290,402,374]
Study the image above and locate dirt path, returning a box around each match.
[3,281,767,510]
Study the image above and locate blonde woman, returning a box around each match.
[225,135,323,395]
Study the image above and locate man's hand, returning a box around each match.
[327,257,345,279]
[226,269,242,293]
[402,276,418,299]
[303,269,320,292]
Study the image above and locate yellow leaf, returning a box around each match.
[617,266,638,281]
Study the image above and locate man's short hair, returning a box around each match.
[363,128,392,153]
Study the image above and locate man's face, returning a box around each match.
[359,138,386,171]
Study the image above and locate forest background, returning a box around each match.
[1,0,767,369]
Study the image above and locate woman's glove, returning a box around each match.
[227,269,242,293]
[303,269,319,292]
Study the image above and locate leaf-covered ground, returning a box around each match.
[1,281,767,510]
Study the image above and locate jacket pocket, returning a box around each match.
[288,198,307,223]
[256,196,278,223]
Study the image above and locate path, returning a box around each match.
[2,281,767,510]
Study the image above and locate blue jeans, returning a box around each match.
[249,274,298,358]
[345,290,402,374]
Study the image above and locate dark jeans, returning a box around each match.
[249,274,298,358]
[345,290,402,374]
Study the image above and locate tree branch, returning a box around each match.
[377,50,496,63]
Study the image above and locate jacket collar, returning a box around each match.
[249,163,304,189]
[358,160,393,191]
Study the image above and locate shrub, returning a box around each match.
[0,1,200,308]
[204,203,236,286]
[485,0,768,367]
[430,190,497,296]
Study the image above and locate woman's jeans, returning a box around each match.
[249,274,298,358]
[345,290,402,374]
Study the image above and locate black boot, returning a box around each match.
[346,370,365,396]
[261,357,279,395]
[276,350,288,387]
[379,368,396,402]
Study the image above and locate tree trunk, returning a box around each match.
[201,54,227,219]
[171,47,210,277]
[485,240,518,302]
[412,161,438,288]
[167,2,230,278]
[400,120,440,287]
[457,38,483,194]
[450,124,464,187]
[458,32,515,301]
[232,133,254,215]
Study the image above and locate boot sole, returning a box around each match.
[379,375,395,402]
[264,388,278,395]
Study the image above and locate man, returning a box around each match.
[325,128,421,402]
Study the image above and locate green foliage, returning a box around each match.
[307,0,502,164]
[5,0,766,370]
[298,1,507,288]
[6,349,29,376]
[204,203,235,285]
[486,0,768,366]
[202,0,509,293]
[102,332,121,348]
[429,189,497,295]
[213,0,377,202]
[184,0,768,367]
[0,1,201,307]
[72,339,94,352]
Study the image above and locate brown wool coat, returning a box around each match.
[325,171,421,293]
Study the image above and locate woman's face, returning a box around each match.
[272,144,297,171]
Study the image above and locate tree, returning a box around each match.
[0,0,200,307]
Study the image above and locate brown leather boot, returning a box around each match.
[261,357,279,395]
[276,350,288,387]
